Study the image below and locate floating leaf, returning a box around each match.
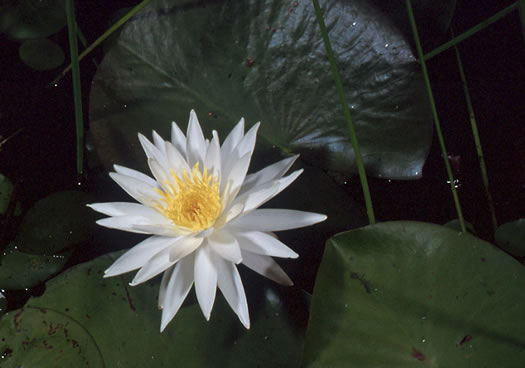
[0,242,71,290]
[0,0,66,40]
[19,38,64,71]
[495,219,525,258]
[16,191,95,255]
[303,221,525,367]
[89,0,432,180]
[0,250,307,367]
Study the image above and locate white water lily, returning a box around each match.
[88,110,326,331]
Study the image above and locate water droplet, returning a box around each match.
[352,22,356,27]
[344,303,348,308]
[264,336,269,341]
[421,337,426,343]
[385,43,389,48]
[387,179,392,183]
[53,83,58,88]
[123,104,127,108]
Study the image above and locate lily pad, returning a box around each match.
[0,250,307,367]
[0,307,105,367]
[0,0,66,40]
[16,191,96,255]
[495,219,525,258]
[89,0,432,180]
[303,221,525,367]
[0,242,71,290]
[19,38,64,71]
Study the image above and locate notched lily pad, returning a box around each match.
[15,191,96,255]
[6,250,308,367]
[303,221,525,367]
[0,242,71,290]
[89,0,432,180]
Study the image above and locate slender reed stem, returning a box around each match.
[518,0,525,39]
[311,0,375,225]
[65,0,84,178]
[424,1,519,61]
[405,0,466,232]
[52,0,152,86]
[453,38,498,234]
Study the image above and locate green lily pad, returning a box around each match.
[0,250,307,367]
[495,219,525,257]
[16,191,96,255]
[0,306,105,367]
[89,0,432,180]
[0,0,66,40]
[0,242,71,290]
[19,38,64,71]
[303,221,525,367]
[0,173,13,215]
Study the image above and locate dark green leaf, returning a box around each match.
[303,221,525,367]
[0,242,71,290]
[18,38,64,71]
[1,250,307,367]
[495,219,525,258]
[0,0,66,40]
[89,0,432,180]
[16,191,96,255]
[0,306,105,366]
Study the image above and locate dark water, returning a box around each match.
[1,0,524,306]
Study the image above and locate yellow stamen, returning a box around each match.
[155,163,222,231]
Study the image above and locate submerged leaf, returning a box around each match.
[19,38,64,71]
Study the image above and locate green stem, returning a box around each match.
[424,1,518,60]
[65,0,84,178]
[311,0,375,225]
[519,0,525,41]
[405,0,466,233]
[453,37,498,234]
[52,0,152,86]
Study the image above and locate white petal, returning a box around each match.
[185,110,206,167]
[168,236,203,262]
[158,265,174,310]
[233,122,259,158]
[230,209,326,232]
[138,133,168,169]
[194,246,218,320]
[96,214,169,234]
[236,231,298,258]
[214,202,244,229]
[241,250,293,286]
[109,172,161,207]
[234,169,303,212]
[104,236,177,277]
[216,256,250,329]
[130,245,175,285]
[87,202,156,217]
[132,223,187,237]
[240,155,299,196]
[152,130,167,154]
[207,229,242,264]
[204,131,221,179]
[165,142,191,174]
[160,255,195,331]
[171,121,187,155]
[114,165,159,189]
[220,117,244,163]
[221,152,252,206]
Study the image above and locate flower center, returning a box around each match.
[155,163,222,231]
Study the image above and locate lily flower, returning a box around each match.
[88,110,326,331]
